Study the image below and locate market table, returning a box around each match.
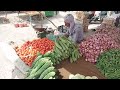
[24,11,39,25]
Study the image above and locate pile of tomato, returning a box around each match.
[15,38,55,66]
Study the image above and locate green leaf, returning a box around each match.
[96,49,120,79]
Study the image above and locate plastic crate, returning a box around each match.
[45,11,54,17]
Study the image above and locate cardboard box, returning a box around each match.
[102,18,115,26]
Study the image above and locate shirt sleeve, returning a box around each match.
[73,25,83,43]
[65,29,69,35]
[62,29,69,37]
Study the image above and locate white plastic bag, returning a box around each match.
[0,42,30,75]
[54,30,60,35]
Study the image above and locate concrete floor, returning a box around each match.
[0,11,100,79]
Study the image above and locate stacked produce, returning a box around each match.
[102,18,115,26]
[14,23,28,28]
[15,38,55,66]
[95,23,120,43]
[96,49,120,79]
[30,36,80,65]
[49,36,81,65]
[79,34,120,63]
[26,54,56,79]
[24,36,81,79]
[69,74,98,79]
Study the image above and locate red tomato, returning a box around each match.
[23,23,28,27]
[18,24,23,27]
[15,24,19,28]
[16,38,55,66]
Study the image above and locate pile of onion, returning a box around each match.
[79,34,120,63]
[95,23,120,44]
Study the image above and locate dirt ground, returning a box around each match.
[55,57,106,79]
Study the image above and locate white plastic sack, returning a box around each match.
[0,42,30,75]
[54,30,60,35]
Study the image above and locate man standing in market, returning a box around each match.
[63,14,84,44]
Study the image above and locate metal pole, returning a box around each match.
[41,12,58,29]
[5,11,7,18]
[29,15,32,26]
[18,11,20,22]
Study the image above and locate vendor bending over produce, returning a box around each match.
[64,14,84,44]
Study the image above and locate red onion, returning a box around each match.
[95,23,120,44]
[79,33,120,63]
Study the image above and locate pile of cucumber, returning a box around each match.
[48,36,81,65]
[26,54,56,79]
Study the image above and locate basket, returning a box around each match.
[33,25,48,38]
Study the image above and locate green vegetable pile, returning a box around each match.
[25,36,81,79]
[96,49,120,79]
[69,74,98,79]
[26,54,56,79]
[44,36,81,65]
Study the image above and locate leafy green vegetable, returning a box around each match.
[96,49,120,79]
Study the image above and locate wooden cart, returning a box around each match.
[17,11,45,26]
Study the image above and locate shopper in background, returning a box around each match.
[87,11,95,19]
[115,16,120,27]
[64,14,84,44]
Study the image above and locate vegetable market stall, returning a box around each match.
[10,36,106,79]
[4,27,119,79]
[5,33,120,79]
[2,16,120,79]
